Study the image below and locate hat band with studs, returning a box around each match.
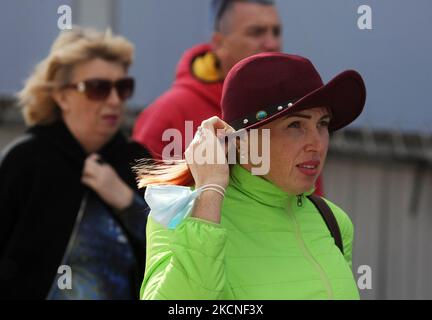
[229,98,299,130]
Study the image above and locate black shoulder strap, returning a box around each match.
[307,195,344,255]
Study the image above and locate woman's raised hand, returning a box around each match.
[185,116,235,224]
[185,116,235,190]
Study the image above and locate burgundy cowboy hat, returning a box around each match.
[221,52,366,132]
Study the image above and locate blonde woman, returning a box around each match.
[0,27,150,299]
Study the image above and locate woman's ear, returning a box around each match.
[52,89,69,112]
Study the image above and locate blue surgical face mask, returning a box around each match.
[144,185,202,229]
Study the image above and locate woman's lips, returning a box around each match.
[102,115,119,126]
[296,160,320,177]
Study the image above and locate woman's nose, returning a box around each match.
[106,87,122,106]
[305,128,326,153]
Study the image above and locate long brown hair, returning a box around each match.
[135,159,194,189]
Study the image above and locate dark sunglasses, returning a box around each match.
[62,77,135,101]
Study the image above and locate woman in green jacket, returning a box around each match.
[139,52,366,300]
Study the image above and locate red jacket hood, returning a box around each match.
[173,43,223,109]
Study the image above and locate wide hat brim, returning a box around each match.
[232,69,366,132]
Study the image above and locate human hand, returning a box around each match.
[81,153,133,210]
[185,116,235,190]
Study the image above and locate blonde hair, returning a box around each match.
[18,26,134,126]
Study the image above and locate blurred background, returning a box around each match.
[0,0,431,299]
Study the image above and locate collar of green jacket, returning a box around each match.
[229,164,314,208]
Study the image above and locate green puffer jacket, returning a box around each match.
[141,164,359,300]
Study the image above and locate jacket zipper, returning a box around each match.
[296,195,303,207]
[290,194,334,299]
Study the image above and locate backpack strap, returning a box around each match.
[306,195,344,255]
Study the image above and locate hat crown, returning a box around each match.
[221,52,324,124]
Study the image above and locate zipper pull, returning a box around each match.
[297,195,303,207]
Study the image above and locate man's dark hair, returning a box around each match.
[211,0,275,32]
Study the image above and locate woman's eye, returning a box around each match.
[287,121,301,129]
[319,120,330,127]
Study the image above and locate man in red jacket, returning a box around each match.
[132,0,324,195]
